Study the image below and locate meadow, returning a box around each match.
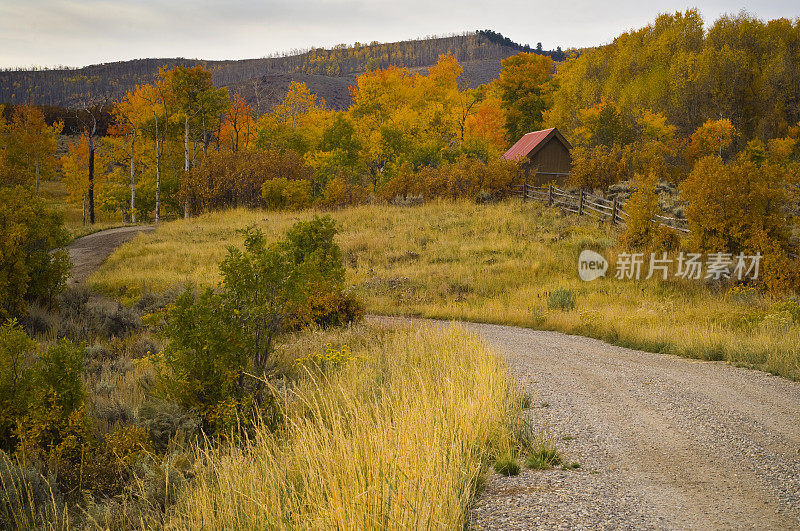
[92,200,800,380]
[172,323,525,529]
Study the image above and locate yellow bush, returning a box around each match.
[261,177,312,211]
[318,177,368,209]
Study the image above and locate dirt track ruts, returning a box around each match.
[67,225,154,284]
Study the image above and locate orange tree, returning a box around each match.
[681,153,797,291]
[496,52,553,142]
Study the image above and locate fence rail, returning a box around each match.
[517,183,690,233]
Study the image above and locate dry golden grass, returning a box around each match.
[170,323,521,529]
[91,200,800,380]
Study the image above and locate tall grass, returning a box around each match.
[90,200,800,380]
[170,324,520,529]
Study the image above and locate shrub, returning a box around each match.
[547,288,576,311]
[771,300,800,324]
[318,176,367,209]
[380,157,521,203]
[681,155,796,292]
[0,322,86,458]
[183,149,312,213]
[160,216,361,432]
[133,286,183,316]
[0,450,63,529]
[0,321,37,451]
[139,399,202,453]
[619,173,659,249]
[261,177,312,211]
[651,224,681,252]
[569,144,630,190]
[0,187,71,320]
[20,339,86,454]
[157,288,251,433]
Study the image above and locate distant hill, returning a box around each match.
[0,32,564,113]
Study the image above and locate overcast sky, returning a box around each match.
[0,0,797,69]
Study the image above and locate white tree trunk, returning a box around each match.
[184,116,190,218]
[130,130,137,223]
[155,117,161,223]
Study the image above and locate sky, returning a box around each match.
[0,0,797,69]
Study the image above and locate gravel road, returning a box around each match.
[374,317,800,529]
[465,321,800,530]
[71,228,800,529]
[67,225,154,284]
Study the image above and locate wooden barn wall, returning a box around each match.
[525,140,572,185]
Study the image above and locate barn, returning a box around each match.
[502,127,572,185]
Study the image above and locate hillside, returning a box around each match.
[0,32,555,112]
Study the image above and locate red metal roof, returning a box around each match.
[502,128,556,161]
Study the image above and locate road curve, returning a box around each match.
[67,225,154,284]
[72,228,800,529]
[373,316,800,530]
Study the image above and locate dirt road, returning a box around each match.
[462,321,800,529]
[67,225,154,284]
[74,229,800,529]
[373,317,800,529]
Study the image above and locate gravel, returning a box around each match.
[463,321,800,530]
[372,317,800,529]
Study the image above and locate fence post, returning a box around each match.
[522,177,527,202]
[578,190,584,216]
[548,185,553,206]
[611,199,618,224]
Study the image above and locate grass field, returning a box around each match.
[170,323,524,529]
[91,200,800,380]
[2,321,531,529]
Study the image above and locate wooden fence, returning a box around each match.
[517,184,690,233]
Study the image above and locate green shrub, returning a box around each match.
[159,216,362,434]
[158,288,251,433]
[0,320,87,456]
[0,321,37,452]
[0,187,71,320]
[21,339,86,454]
[548,288,576,311]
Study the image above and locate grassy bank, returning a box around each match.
[91,201,800,379]
[170,324,521,528]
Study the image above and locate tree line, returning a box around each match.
[0,32,541,108]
